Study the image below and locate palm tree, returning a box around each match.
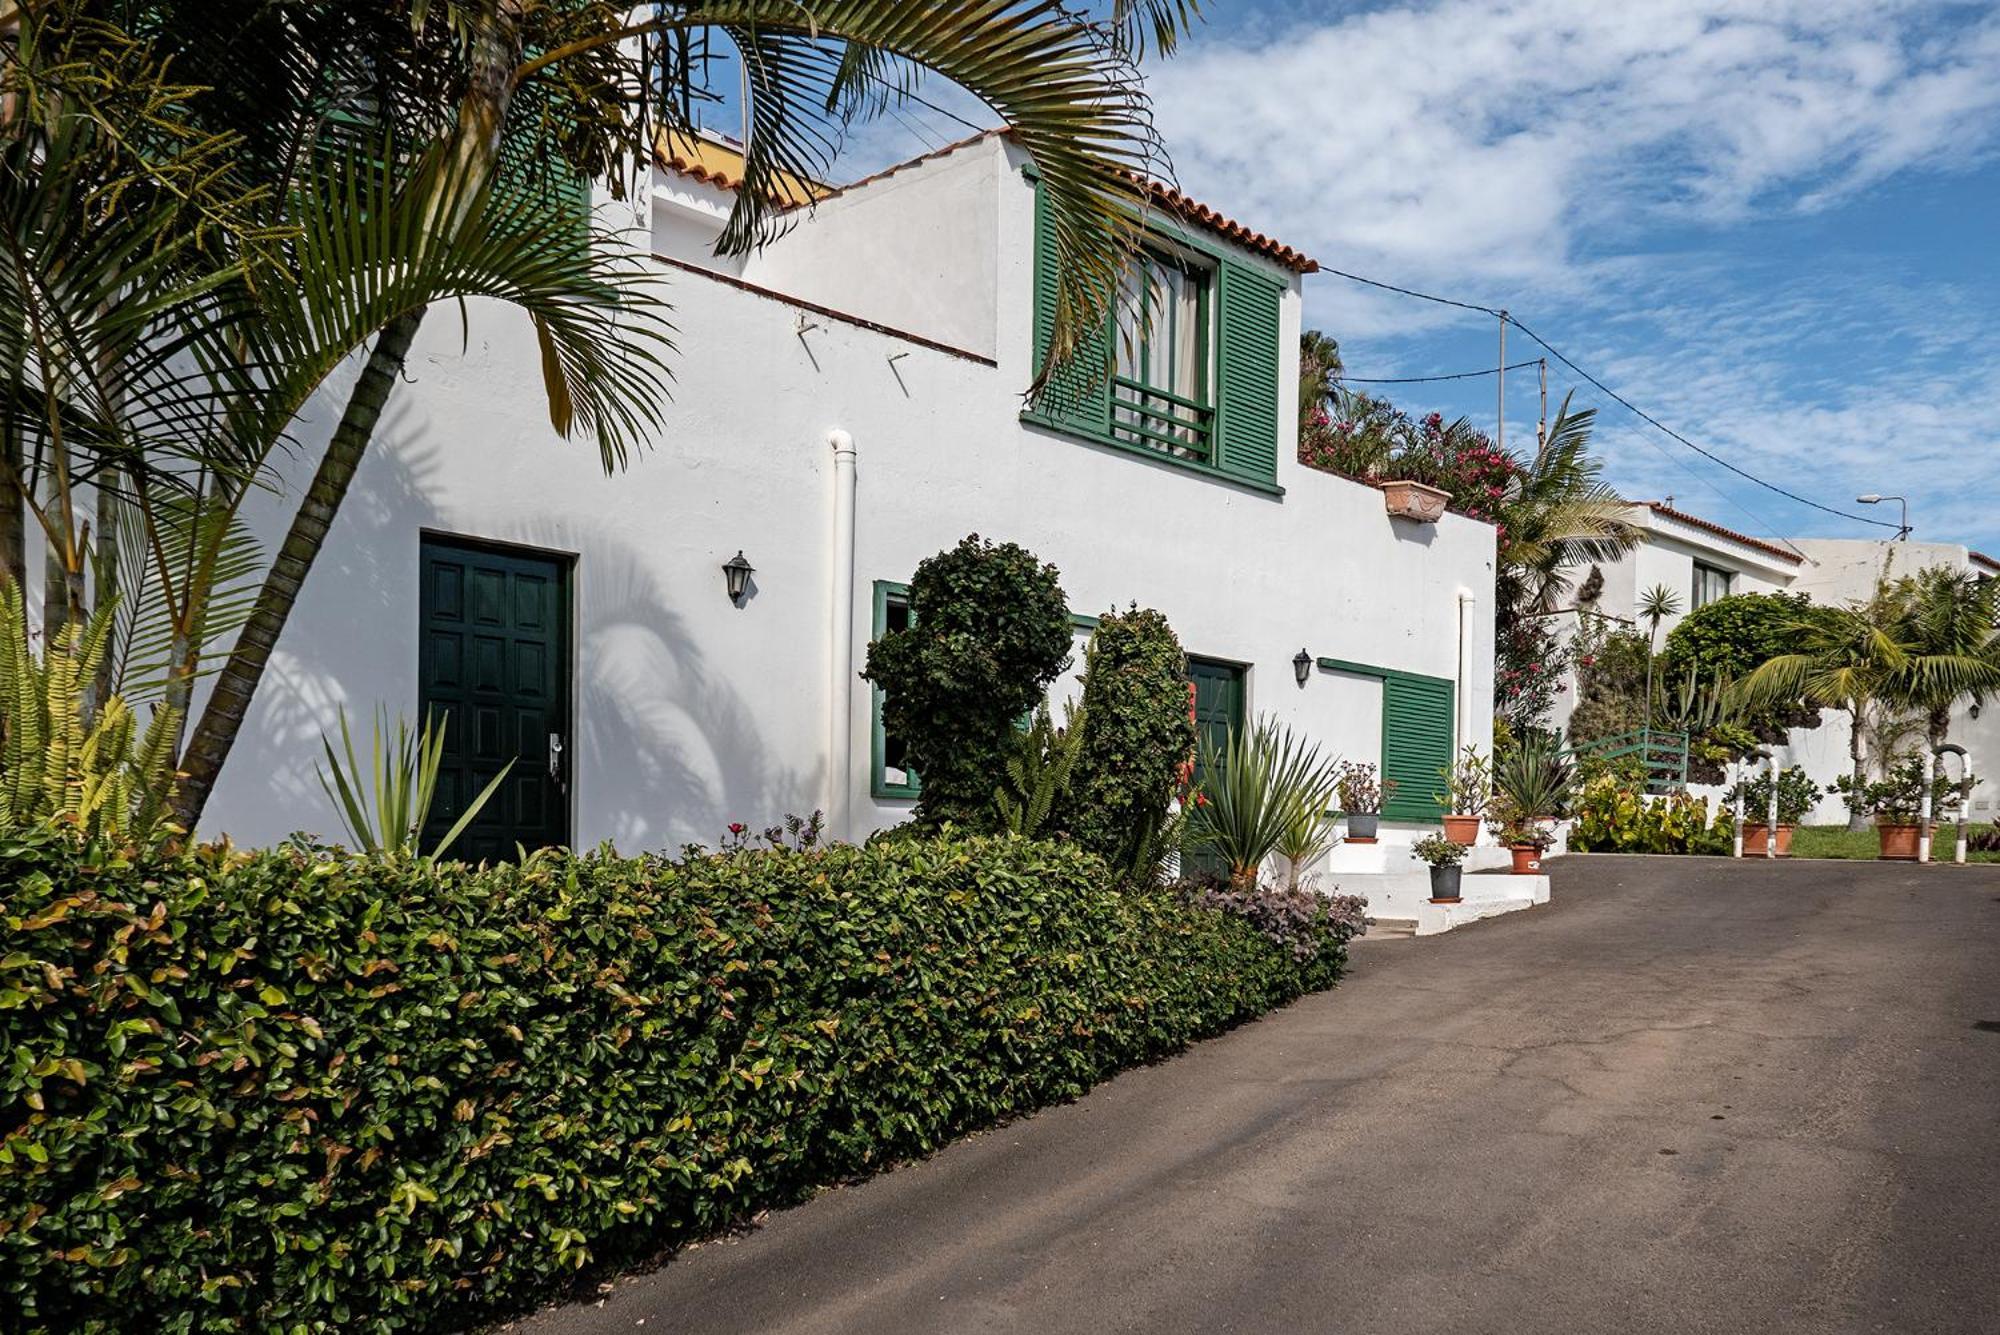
[11,2,1202,826]
[1497,391,1638,613]
[1883,567,2000,749]
[1741,602,1907,831]
[1637,583,1682,721]
[1298,329,1343,428]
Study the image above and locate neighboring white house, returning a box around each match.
[1558,504,1998,824]
[192,130,1499,861]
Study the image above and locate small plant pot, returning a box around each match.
[1380,478,1452,522]
[1442,814,1481,844]
[1428,864,1463,903]
[1875,821,1921,861]
[1508,842,1542,875]
[1741,823,1793,857]
[1346,812,1380,842]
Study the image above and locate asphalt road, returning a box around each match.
[510,856,2000,1335]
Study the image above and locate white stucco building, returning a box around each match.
[1557,503,1998,824]
[195,130,1500,861]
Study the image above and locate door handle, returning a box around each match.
[548,732,564,782]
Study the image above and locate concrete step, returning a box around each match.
[1358,917,1418,941]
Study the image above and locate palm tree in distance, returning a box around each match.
[1638,583,1683,723]
[1497,391,1639,613]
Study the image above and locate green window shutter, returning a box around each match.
[1031,187,1113,434]
[1213,259,1282,487]
[1381,673,1455,822]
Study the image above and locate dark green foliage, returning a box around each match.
[1056,606,1196,873]
[862,536,1072,827]
[1721,765,1822,826]
[0,828,1351,1333]
[1663,593,1825,738]
[1565,629,1649,748]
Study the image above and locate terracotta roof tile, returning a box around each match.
[1640,502,1803,565]
[655,126,1317,273]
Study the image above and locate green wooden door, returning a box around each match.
[418,537,571,861]
[1185,657,1245,878]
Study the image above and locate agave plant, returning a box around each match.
[1185,716,1341,888]
[1487,730,1575,846]
[316,707,511,860]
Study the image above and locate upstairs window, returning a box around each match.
[1691,561,1733,609]
[1027,184,1283,494]
[1112,248,1213,461]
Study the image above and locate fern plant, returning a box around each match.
[0,582,181,844]
[992,702,1087,838]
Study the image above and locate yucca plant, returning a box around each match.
[0,581,180,845]
[1185,716,1341,887]
[316,707,511,860]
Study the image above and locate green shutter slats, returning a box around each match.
[1381,673,1456,822]
[1031,187,1113,434]
[1214,260,1282,487]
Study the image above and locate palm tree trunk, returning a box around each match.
[0,434,23,592]
[172,311,424,827]
[92,465,119,706]
[1847,703,1869,833]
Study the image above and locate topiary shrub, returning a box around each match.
[1055,606,1195,875]
[862,535,1072,828]
[0,828,1356,1333]
[1662,592,1826,739]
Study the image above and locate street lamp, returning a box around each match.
[1855,494,1911,541]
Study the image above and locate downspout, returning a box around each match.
[1456,590,1477,753]
[827,428,857,840]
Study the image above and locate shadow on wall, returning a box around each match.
[209,398,816,854]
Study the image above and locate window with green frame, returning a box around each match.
[868,583,1105,802]
[1025,181,1284,494]
[1317,657,1456,822]
[870,581,920,799]
[1112,246,1214,460]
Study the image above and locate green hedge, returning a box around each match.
[1,829,1352,1332]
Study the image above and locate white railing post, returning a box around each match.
[1765,753,1780,859]
[1918,749,1936,865]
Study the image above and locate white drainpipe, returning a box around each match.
[1455,590,1477,752]
[827,428,858,840]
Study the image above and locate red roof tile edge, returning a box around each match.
[655,129,1318,274]
[1640,502,1803,564]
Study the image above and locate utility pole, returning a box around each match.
[1496,310,1508,453]
[1537,357,1548,449]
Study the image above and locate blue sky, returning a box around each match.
[828,1,2000,554]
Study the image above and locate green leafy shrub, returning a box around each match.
[1056,606,1195,874]
[1663,593,1826,738]
[0,829,1354,1333]
[1721,766,1822,826]
[1833,755,1959,823]
[862,536,1072,828]
[1567,776,1731,854]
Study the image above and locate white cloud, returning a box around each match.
[1144,0,2000,548]
[1149,0,2000,313]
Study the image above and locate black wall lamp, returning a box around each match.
[722,551,755,605]
[1293,649,1313,687]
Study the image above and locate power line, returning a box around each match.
[1315,266,1903,534]
[1341,359,1542,385]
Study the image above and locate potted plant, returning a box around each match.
[1435,745,1489,844]
[1838,757,1949,861]
[1723,765,1821,857]
[1336,761,1396,843]
[1412,832,1468,901]
[1487,731,1574,873]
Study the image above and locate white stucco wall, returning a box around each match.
[189,146,1496,854]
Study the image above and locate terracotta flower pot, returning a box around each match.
[1876,821,1921,861]
[1380,478,1451,522]
[1741,823,1793,857]
[1509,843,1542,875]
[1442,814,1482,844]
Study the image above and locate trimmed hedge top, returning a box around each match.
[1,829,1352,1332]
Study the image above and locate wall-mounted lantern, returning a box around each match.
[722,551,755,605]
[1294,649,1313,687]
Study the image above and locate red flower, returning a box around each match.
[728,822,747,836]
